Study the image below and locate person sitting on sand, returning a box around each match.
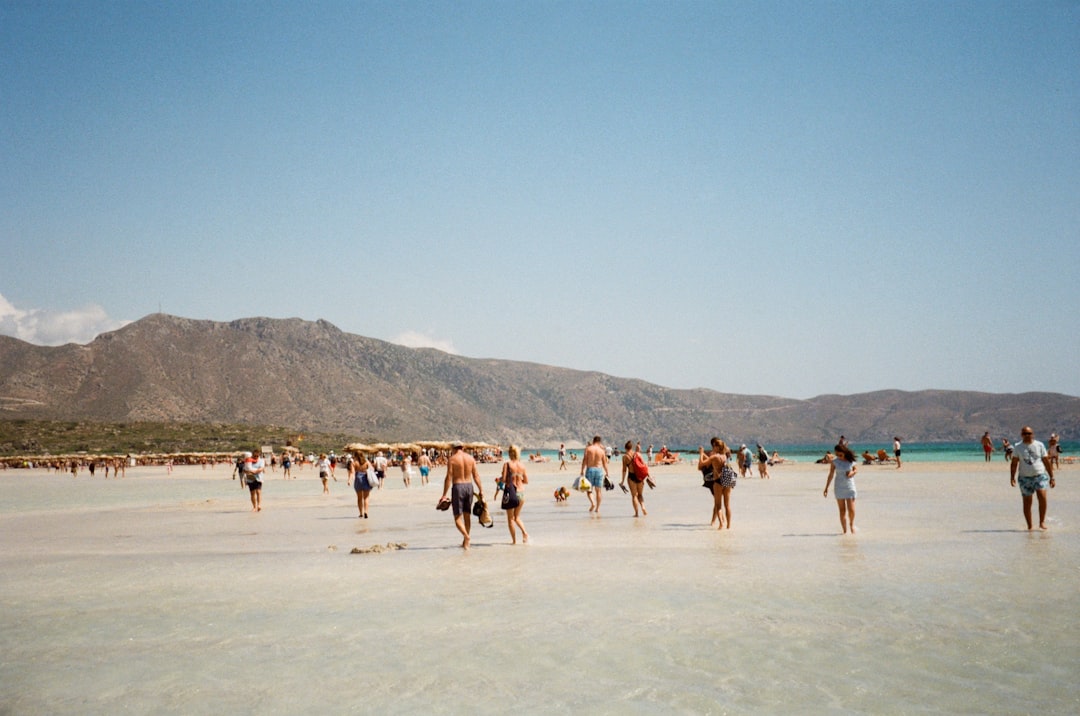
[655,445,681,465]
[861,451,876,465]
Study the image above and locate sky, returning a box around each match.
[2,1,1078,399]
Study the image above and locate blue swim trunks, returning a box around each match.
[585,467,605,488]
[1018,474,1049,497]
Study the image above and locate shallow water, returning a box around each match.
[1,463,1077,714]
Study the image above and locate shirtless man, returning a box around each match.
[579,436,610,513]
[438,442,484,549]
[418,451,432,485]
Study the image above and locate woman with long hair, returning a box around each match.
[699,437,733,529]
[350,451,375,518]
[499,445,529,544]
[823,443,858,533]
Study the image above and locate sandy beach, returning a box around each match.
[1,457,1077,714]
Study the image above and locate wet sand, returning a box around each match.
[1,458,1077,714]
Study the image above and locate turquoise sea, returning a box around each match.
[532,440,1080,464]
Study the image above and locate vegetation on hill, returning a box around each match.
[0,419,355,458]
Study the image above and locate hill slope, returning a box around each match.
[1,314,1076,446]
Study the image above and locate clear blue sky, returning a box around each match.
[2,1,1078,399]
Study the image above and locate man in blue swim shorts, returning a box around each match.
[1009,426,1055,530]
[579,435,610,514]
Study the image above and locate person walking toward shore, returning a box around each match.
[824,443,858,534]
[699,438,734,529]
[350,451,375,518]
[981,432,994,462]
[316,453,331,494]
[1010,427,1055,530]
[499,445,529,544]
[243,449,265,512]
[620,440,648,517]
[893,437,902,469]
[756,443,771,479]
[580,436,610,514]
[558,443,567,471]
[438,442,484,550]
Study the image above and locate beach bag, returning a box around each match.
[501,481,520,510]
[472,495,494,527]
[720,465,738,489]
[575,475,592,492]
[632,451,650,480]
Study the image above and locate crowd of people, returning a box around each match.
[3,427,1064,545]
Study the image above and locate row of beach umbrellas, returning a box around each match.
[1,442,505,465]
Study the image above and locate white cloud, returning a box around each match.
[390,330,458,354]
[0,293,130,346]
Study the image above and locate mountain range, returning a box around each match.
[1,314,1076,447]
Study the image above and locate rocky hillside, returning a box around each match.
[1,314,1076,446]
